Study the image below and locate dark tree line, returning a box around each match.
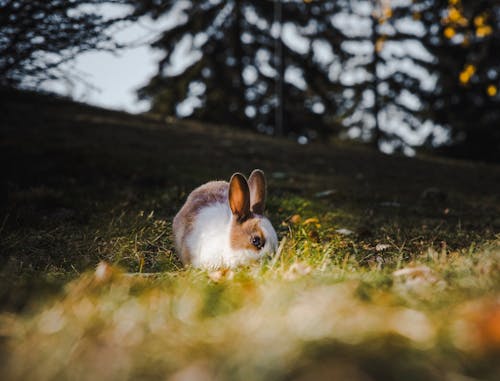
[128,0,500,160]
[1,0,499,161]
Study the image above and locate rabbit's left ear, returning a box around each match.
[248,169,266,214]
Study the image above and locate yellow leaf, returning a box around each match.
[459,64,476,84]
[487,85,497,97]
[303,217,319,225]
[448,7,462,23]
[459,71,470,85]
[476,25,493,38]
[208,269,234,282]
[444,27,456,39]
[474,15,485,27]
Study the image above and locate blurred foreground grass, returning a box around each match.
[1,90,500,380]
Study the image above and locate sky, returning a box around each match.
[45,44,158,113]
[41,4,173,114]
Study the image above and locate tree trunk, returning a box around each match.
[370,10,381,149]
[234,0,246,124]
[274,0,284,136]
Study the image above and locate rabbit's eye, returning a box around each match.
[251,236,263,249]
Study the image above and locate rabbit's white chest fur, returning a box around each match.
[185,202,275,269]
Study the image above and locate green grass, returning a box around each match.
[1,90,500,380]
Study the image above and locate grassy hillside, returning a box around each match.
[1,90,499,380]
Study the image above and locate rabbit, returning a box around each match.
[173,169,278,269]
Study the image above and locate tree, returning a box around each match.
[132,0,443,150]
[130,0,346,137]
[328,0,439,154]
[0,0,127,88]
[323,0,499,159]
[423,0,500,161]
[131,0,499,161]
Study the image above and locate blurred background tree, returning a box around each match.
[0,0,127,88]
[424,0,500,161]
[2,0,499,161]
[129,0,499,160]
[129,0,350,138]
[329,0,438,153]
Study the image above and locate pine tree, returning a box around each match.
[333,0,439,154]
[130,0,345,137]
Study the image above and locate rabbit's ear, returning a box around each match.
[248,169,266,215]
[229,173,250,221]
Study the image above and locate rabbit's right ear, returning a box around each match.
[248,169,266,215]
[229,173,250,221]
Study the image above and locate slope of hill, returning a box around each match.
[1,90,499,380]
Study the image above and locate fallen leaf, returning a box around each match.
[303,217,319,225]
[208,269,234,282]
[290,214,302,224]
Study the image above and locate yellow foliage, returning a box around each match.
[375,37,386,53]
[413,12,421,21]
[474,15,486,27]
[459,64,476,85]
[443,6,468,27]
[464,64,475,75]
[376,1,392,24]
[444,27,456,39]
[476,25,493,38]
[448,7,462,23]
[487,85,498,97]
[459,72,469,85]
